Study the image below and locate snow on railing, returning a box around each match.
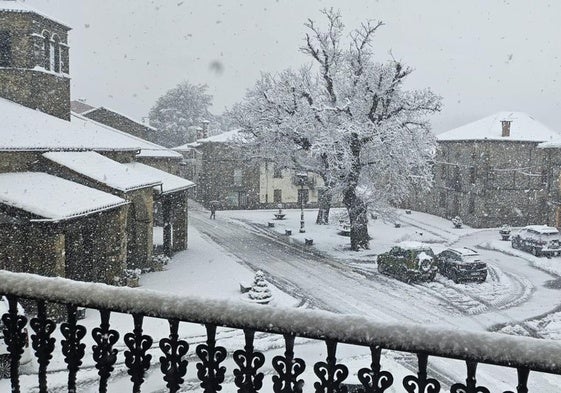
[0,269,560,392]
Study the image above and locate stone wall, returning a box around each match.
[0,151,42,173]
[0,204,127,285]
[83,107,154,140]
[39,157,155,272]
[0,12,71,120]
[411,140,553,227]
[137,156,182,176]
[196,143,261,209]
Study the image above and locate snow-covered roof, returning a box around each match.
[0,172,127,221]
[80,105,157,131]
[70,100,96,114]
[0,0,70,29]
[396,241,433,251]
[43,151,162,192]
[437,112,559,143]
[173,129,244,149]
[0,97,181,158]
[72,112,181,158]
[122,162,195,195]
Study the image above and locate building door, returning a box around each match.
[238,192,248,207]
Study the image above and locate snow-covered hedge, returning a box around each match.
[0,269,560,374]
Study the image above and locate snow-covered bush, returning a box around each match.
[115,268,142,287]
[452,216,463,229]
[153,254,171,269]
[248,270,272,304]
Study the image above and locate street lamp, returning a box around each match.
[296,172,308,233]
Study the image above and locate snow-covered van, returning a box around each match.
[511,225,561,257]
[0,297,32,378]
[377,241,438,283]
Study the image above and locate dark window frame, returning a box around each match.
[0,30,12,67]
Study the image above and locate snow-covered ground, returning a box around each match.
[5,207,561,392]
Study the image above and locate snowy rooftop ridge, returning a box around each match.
[0,96,180,157]
[122,162,195,194]
[72,101,158,132]
[0,0,70,28]
[43,151,162,192]
[71,112,182,158]
[437,112,559,142]
[0,172,127,221]
[174,128,244,150]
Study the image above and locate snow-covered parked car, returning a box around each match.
[511,225,561,257]
[435,248,487,283]
[377,242,438,283]
[0,297,33,378]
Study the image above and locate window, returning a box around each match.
[469,167,476,184]
[273,189,282,203]
[439,191,446,208]
[297,188,309,205]
[0,31,12,67]
[53,35,60,73]
[233,168,243,186]
[273,166,283,178]
[468,195,475,214]
[43,32,51,70]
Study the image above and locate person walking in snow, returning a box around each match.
[209,201,217,219]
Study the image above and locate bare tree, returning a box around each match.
[231,9,441,250]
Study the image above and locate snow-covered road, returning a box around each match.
[191,210,559,332]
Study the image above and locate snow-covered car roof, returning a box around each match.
[396,241,433,251]
[521,225,559,234]
[447,247,479,256]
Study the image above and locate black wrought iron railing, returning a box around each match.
[1,269,560,392]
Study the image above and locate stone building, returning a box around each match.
[0,172,128,285]
[537,138,561,227]
[70,100,184,175]
[0,1,70,120]
[411,112,560,227]
[71,100,156,145]
[0,1,194,284]
[174,130,324,209]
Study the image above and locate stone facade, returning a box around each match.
[40,156,156,271]
[196,143,261,208]
[81,106,155,140]
[411,140,554,228]
[0,205,128,285]
[0,11,70,119]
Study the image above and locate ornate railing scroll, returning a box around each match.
[0,270,560,393]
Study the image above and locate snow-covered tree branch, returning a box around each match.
[230,8,441,250]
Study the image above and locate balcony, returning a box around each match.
[1,269,560,392]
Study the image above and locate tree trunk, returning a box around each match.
[315,187,332,224]
[344,187,370,251]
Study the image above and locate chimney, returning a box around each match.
[501,120,511,137]
[201,119,210,139]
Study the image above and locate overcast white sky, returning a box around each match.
[26,0,561,134]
